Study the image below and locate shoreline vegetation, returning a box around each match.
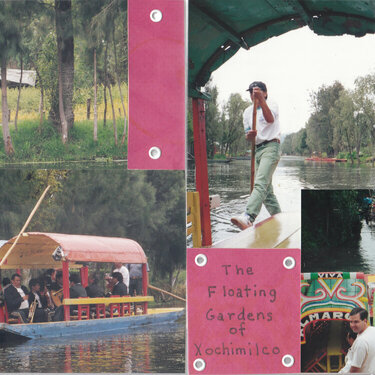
[189,76,375,167]
[1,1,129,160]
[0,85,128,163]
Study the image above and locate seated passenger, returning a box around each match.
[52,273,87,321]
[69,273,87,298]
[51,271,63,292]
[86,274,105,298]
[43,269,56,290]
[4,274,29,323]
[50,271,64,308]
[28,279,48,322]
[111,272,128,296]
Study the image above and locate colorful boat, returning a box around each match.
[300,271,371,372]
[0,232,184,341]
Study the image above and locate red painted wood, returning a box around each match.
[142,263,148,314]
[192,98,212,246]
[128,0,185,170]
[62,260,70,321]
[80,266,88,288]
[188,248,301,374]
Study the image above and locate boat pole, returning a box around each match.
[148,284,186,302]
[250,98,258,193]
[0,185,51,267]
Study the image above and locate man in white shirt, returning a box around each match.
[338,330,357,373]
[231,81,281,229]
[348,307,375,373]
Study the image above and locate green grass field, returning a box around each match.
[0,119,127,163]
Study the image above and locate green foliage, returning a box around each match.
[302,190,363,271]
[282,128,309,155]
[306,81,345,156]
[204,83,221,158]
[287,75,375,160]
[0,119,127,162]
[0,168,185,283]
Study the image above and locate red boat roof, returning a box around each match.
[0,232,146,269]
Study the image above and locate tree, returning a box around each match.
[53,0,74,143]
[0,1,26,155]
[353,75,375,165]
[306,82,344,156]
[204,83,221,158]
[330,89,368,165]
[221,94,248,155]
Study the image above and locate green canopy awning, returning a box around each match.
[189,0,375,98]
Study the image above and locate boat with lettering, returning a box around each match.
[300,271,373,373]
[0,232,184,341]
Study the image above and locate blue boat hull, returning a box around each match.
[0,309,185,340]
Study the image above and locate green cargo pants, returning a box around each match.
[246,141,281,222]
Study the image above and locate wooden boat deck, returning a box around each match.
[212,212,301,249]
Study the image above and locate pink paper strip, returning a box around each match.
[188,248,301,374]
[128,0,185,170]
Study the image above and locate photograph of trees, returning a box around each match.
[0,0,128,162]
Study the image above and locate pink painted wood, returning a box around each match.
[128,0,185,170]
[187,248,301,374]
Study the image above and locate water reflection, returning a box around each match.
[187,157,303,244]
[0,322,185,373]
[188,157,375,244]
[303,220,375,274]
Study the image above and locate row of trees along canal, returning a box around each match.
[0,0,128,157]
[0,169,186,298]
[190,75,375,165]
[283,76,375,165]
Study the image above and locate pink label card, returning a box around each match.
[128,0,185,170]
[187,248,301,374]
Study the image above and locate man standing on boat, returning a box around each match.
[231,81,281,230]
[348,307,375,373]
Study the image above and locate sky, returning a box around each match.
[210,26,375,135]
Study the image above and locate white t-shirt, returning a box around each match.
[243,98,280,145]
[338,347,353,373]
[16,287,29,310]
[351,326,375,372]
[113,265,129,289]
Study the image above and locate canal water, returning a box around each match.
[187,156,375,272]
[0,321,185,373]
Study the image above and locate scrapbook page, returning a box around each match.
[0,0,186,373]
[187,1,375,374]
[2,0,375,375]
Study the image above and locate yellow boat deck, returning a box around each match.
[212,212,301,249]
[147,307,185,315]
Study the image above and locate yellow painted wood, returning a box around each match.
[187,191,202,247]
[212,212,301,249]
[327,321,344,372]
[63,296,154,305]
[147,307,185,315]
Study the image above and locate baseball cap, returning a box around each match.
[246,81,267,93]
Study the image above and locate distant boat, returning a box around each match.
[305,157,347,163]
[207,158,232,164]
